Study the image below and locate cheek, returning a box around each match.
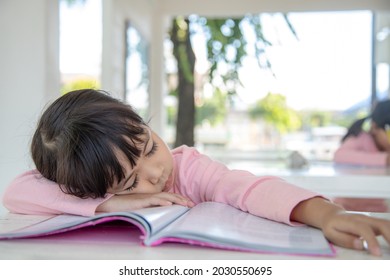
[375,132,390,151]
[162,146,174,169]
[131,181,159,194]
[155,135,173,163]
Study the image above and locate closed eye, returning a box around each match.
[124,175,139,192]
[146,142,158,157]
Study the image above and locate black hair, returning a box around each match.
[31,89,147,198]
[371,99,390,129]
[342,99,390,142]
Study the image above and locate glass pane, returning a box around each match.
[164,11,376,164]
[125,22,149,119]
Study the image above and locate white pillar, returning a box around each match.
[101,0,126,100]
[0,0,60,214]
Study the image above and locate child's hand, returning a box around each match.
[320,211,390,256]
[96,192,195,213]
[291,197,390,256]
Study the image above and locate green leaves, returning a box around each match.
[249,93,301,133]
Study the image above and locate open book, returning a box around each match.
[0,202,335,256]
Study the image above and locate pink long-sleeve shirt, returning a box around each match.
[2,146,320,225]
[333,132,388,166]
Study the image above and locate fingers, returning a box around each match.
[147,192,195,208]
[355,215,390,256]
[324,213,390,256]
[325,227,379,255]
[374,217,390,244]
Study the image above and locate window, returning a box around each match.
[125,22,150,119]
[164,11,381,163]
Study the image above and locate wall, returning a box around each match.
[0,0,60,214]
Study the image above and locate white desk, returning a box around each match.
[0,212,389,260]
[227,162,390,198]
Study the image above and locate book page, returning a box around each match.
[150,202,333,255]
[0,214,100,238]
[129,204,189,235]
[0,213,54,233]
[0,205,189,240]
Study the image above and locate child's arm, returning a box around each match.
[172,146,322,225]
[334,134,388,166]
[3,170,193,216]
[96,193,194,213]
[2,170,110,216]
[291,197,390,256]
[334,148,388,166]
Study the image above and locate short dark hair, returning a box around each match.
[31,89,147,198]
[371,99,390,129]
[342,99,390,142]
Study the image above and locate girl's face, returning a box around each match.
[371,123,390,152]
[107,129,174,195]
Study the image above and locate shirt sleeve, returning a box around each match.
[171,146,323,225]
[333,133,388,166]
[2,170,112,216]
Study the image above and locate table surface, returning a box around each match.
[0,212,389,260]
[227,162,390,198]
